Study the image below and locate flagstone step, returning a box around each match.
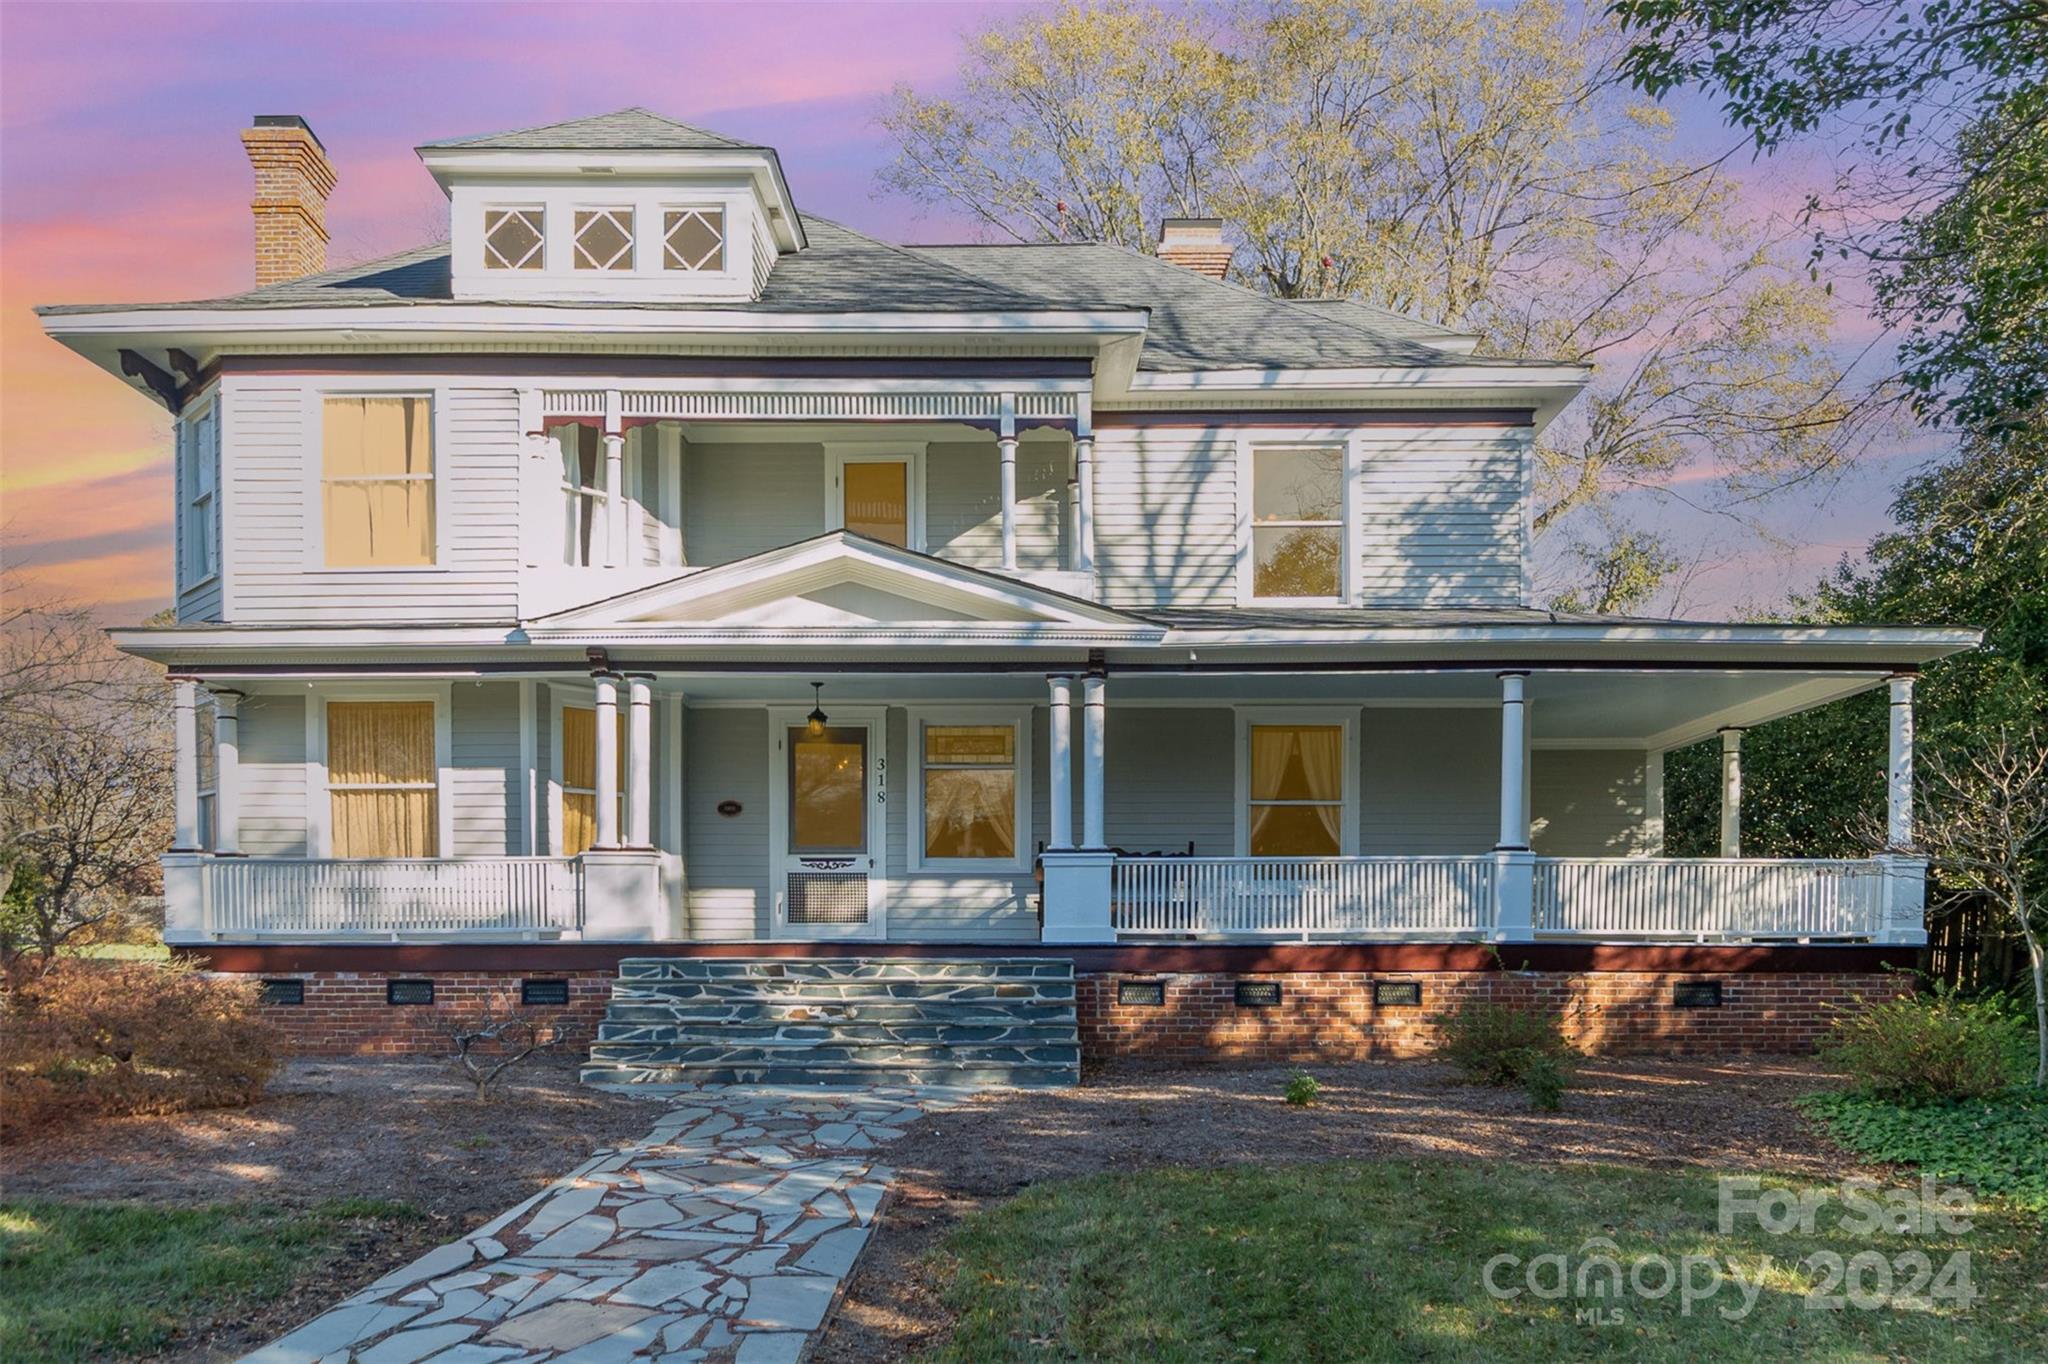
[585,955,1082,1090]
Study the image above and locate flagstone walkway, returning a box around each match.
[245,1085,968,1364]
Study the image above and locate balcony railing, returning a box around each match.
[197,856,583,939]
[1531,857,1886,941]
[1112,855,1499,940]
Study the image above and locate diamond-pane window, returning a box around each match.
[574,209,635,271]
[664,208,725,271]
[483,207,544,270]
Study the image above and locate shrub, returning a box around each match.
[1819,991,2025,1103]
[1522,1053,1567,1110]
[0,959,279,1140]
[1433,997,1578,1088]
[1283,1069,1320,1106]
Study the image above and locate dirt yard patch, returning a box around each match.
[2,1058,660,1362]
[813,1056,1867,1363]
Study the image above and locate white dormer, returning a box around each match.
[417,108,805,305]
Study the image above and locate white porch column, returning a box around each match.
[1073,398,1096,577]
[593,672,621,849]
[171,677,201,852]
[625,674,653,848]
[603,390,626,569]
[998,393,1019,573]
[1888,673,1915,848]
[1046,675,1075,850]
[209,689,243,856]
[1496,671,1530,850]
[1719,727,1744,857]
[1081,672,1107,847]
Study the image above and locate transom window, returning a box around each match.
[922,724,1018,862]
[573,208,635,271]
[1246,723,1345,856]
[327,701,438,857]
[663,208,725,271]
[554,423,608,566]
[483,207,545,270]
[1250,445,1344,601]
[322,397,434,568]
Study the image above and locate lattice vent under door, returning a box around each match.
[788,871,870,925]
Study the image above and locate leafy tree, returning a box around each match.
[881,0,1878,608]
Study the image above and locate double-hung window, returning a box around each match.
[322,397,434,567]
[327,701,438,857]
[1244,721,1347,857]
[555,423,608,566]
[915,716,1029,869]
[180,403,217,582]
[1248,445,1345,602]
[195,697,218,851]
[559,704,625,856]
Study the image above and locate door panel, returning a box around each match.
[773,715,884,938]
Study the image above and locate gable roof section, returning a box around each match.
[419,107,763,152]
[525,532,1156,642]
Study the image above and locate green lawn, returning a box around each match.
[920,1161,2045,1362]
[0,1198,424,1363]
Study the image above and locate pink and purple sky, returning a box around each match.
[0,0,1932,621]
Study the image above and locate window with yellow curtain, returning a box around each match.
[323,396,434,567]
[561,705,626,856]
[328,701,437,857]
[1247,724,1344,856]
[922,724,1017,862]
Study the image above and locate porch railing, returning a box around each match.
[198,857,584,939]
[1531,857,1886,941]
[1111,855,1498,939]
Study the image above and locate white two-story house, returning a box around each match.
[39,110,1978,1073]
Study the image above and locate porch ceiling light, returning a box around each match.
[806,681,829,737]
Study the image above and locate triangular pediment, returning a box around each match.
[527,532,1146,634]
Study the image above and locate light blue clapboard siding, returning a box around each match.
[220,379,521,623]
[1355,426,1526,606]
[1532,749,1651,856]
[1103,707,1239,853]
[236,693,307,856]
[682,443,824,566]
[1359,708,1498,854]
[449,682,522,856]
[1092,428,1239,608]
[683,708,770,938]
[924,438,1070,573]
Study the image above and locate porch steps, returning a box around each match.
[580,956,1081,1089]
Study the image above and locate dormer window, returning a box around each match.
[573,208,635,271]
[483,207,545,270]
[663,208,725,271]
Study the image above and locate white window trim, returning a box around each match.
[547,688,630,857]
[907,705,1035,874]
[482,204,547,271]
[570,204,636,272]
[1235,432,1361,607]
[1232,706,1360,856]
[303,386,450,572]
[824,442,927,552]
[178,398,220,588]
[195,693,219,850]
[659,204,730,274]
[554,420,611,569]
[303,683,454,858]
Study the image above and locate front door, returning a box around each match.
[839,458,911,547]
[771,708,885,939]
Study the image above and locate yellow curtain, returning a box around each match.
[323,397,434,567]
[1249,725,1343,855]
[328,701,436,857]
[560,705,625,856]
[842,462,908,546]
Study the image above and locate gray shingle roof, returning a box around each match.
[418,107,763,152]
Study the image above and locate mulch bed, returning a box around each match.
[2,1057,662,1361]
[813,1056,1865,1363]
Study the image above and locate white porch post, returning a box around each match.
[171,677,201,852]
[602,389,626,569]
[1887,673,1915,848]
[1043,669,1112,943]
[1046,675,1075,850]
[998,393,1019,573]
[1073,398,1096,578]
[209,688,243,856]
[1492,670,1536,941]
[593,672,621,849]
[1719,727,1745,857]
[625,673,653,848]
[1081,672,1107,848]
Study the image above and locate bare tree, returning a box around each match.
[444,1014,579,1100]
[1914,729,2048,1088]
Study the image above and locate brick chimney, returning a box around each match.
[1157,217,1231,280]
[240,115,335,287]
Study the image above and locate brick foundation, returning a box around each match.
[250,970,615,1055]
[1076,970,1915,1061]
